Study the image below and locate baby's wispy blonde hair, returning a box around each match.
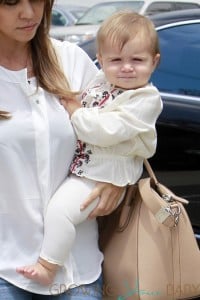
[96,10,160,56]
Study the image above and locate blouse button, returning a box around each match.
[35,99,40,104]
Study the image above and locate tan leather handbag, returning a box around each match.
[98,160,200,300]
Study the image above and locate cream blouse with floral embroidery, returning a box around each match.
[70,70,163,186]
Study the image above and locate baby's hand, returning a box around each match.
[60,97,82,117]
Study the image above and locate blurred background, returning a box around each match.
[55,0,116,6]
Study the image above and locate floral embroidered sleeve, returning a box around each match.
[71,86,162,154]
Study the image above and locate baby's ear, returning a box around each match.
[96,53,103,69]
[154,53,160,69]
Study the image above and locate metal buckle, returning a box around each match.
[162,194,173,202]
[164,204,181,227]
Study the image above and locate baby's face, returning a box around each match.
[98,36,160,90]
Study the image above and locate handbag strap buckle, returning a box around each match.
[162,193,173,202]
[165,204,181,227]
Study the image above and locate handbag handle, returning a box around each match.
[143,159,158,183]
[143,159,188,204]
[140,159,189,227]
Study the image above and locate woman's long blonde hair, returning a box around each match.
[31,0,78,99]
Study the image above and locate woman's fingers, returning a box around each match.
[81,182,125,219]
[80,186,100,211]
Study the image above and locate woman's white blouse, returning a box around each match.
[0,39,103,294]
[71,70,163,186]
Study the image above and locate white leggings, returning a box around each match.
[40,175,124,266]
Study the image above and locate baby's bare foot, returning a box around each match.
[16,259,58,285]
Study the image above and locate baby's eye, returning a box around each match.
[133,57,143,62]
[111,58,121,62]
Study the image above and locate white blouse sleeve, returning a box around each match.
[71,86,162,153]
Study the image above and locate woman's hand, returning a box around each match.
[60,97,82,117]
[80,182,125,219]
